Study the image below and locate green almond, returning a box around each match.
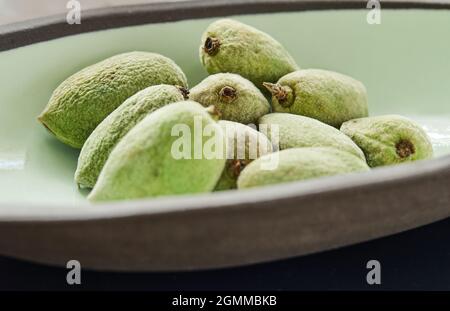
[264,69,368,128]
[189,73,270,125]
[259,113,366,161]
[340,115,434,167]
[88,101,226,202]
[237,147,370,189]
[75,84,188,188]
[200,19,299,91]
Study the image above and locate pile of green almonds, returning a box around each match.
[37,19,434,202]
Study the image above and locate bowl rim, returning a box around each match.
[1,157,449,222]
[0,0,449,222]
[1,0,450,52]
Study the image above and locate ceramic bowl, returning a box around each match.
[0,0,449,271]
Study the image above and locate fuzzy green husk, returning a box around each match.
[259,113,366,161]
[237,147,370,189]
[200,19,299,91]
[265,69,368,128]
[214,120,272,191]
[88,101,226,202]
[340,115,433,167]
[38,52,188,148]
[189,73,270,125]
[75,85,187,188]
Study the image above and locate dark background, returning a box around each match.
[1,216,449,291]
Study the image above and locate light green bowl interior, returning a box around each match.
[0,9,449,205]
